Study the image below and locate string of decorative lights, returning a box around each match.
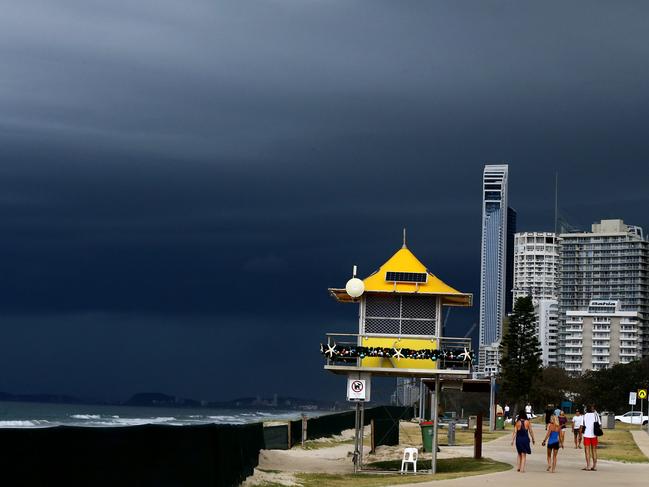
[320,343,474,362]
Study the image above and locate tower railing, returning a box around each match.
[321,333,473,372]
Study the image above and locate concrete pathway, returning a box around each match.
[402,424,649,487]
[630,429,649,460]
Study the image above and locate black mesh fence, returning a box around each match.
[263,424,290,450]
[281,406,413,447]
[0,422,264,487]
[0,407,415,485]
[372,419,399,447]
[303,410,356,440]
[290,418,302,446]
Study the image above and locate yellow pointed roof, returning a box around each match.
[330,245,472,306]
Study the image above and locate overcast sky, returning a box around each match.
[1,0,648,402]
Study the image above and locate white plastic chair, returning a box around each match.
[400,447,418,474]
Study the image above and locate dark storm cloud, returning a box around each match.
[1,1,649,399]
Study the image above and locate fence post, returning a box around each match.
[370,419,376,453]
[474,414,483,459]
[301,414,307,447]
[287,421,292,449]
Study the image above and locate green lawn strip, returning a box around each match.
[439,429,509,446]
[293,458,511,487]
[299,438,355,450]
[596,429,649,463]
[246,483,287,487]
[299,434,373,450]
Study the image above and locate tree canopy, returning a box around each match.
[499,296,542,405]
[578,357,649,412]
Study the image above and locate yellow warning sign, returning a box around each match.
[639,389,647,400]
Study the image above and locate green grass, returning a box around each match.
[595,428,649,463]
[299,438,355,450]
[299,435,372,450]
[441,428,509,446]
[292,458,511,487]
[247,483,287,487]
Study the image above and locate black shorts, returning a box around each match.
[573,429,581,437]
[547,442,560,450]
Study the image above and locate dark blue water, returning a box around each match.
[0,401,314,428]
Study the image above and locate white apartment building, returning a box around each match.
[512,232,559,303]
[537,299,559,366]
[478,344,500,376]
[512,232,559,366]
[392,377,420,407]
[564,300,641,372]
[558,219,649,365]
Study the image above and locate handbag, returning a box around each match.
[594,413,604,437]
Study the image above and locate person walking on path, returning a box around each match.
[504,404,511,421]
[542,414,564,473]
[511,410,536,473]
[525,403,533,419]
[544,403,554,429]
[559,410,568,429]
[582,404,600,471]
[572,409,584,449]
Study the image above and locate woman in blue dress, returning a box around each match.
[542,414,564,472]
[511,409,536,472]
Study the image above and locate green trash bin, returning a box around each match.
[420,421,434,452]
[496,415,505,430]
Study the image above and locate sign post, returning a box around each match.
[638,389,647,430]
[629,391,637,425]
[347,373,371,472]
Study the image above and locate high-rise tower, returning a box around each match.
[478,164,514,374]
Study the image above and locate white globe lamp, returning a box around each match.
[345,278,364,298]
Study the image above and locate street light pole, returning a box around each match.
[489,373,496,432]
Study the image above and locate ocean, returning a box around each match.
[0,401,314,428]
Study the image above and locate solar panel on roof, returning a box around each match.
[385,271,427,283]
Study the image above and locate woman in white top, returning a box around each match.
[572,409,583,449]
[525,403,533,419]
[581,404,600,471]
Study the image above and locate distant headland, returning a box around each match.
[0,390,342,410]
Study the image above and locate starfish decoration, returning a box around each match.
[459,347,472,362]
[325,343,337,358]
[392,348,404,361]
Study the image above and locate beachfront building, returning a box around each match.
[512,232,559,366]
[537,299,559,367]
[323,240,474,377]
[512,232,559,303]
[478,164,516,375]
[321,238,476,472]
[558,219,649,368]
[564,300,641,372]
[391,377,420,407]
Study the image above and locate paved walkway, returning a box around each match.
[402,424,649,487]
[631,429,649,459]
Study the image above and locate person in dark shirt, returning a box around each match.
[545,404,554,429]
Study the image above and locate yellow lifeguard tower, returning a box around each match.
[322,236,474,377]
[322,235,475,473]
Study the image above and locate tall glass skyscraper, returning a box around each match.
[478,164,515,373]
